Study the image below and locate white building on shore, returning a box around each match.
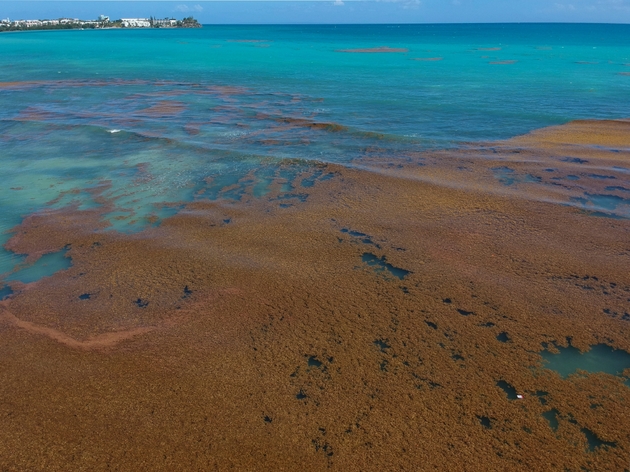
[121,18,150,28]
[154,18,177,27]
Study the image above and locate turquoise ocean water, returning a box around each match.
[1,24,629,279]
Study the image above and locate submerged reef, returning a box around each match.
[1,119,630,470]
[337,47,409,53]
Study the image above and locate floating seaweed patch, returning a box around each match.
[134,100,187,117]
[272,116,347,132]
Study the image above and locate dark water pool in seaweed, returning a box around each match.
[541,344,630,386]
[542,409,560,431]
[361,253,410,280]
[491,167,541,186]
[570,193,630,218]
[307,356,323,368]
[0,285,13,300]
[496,332,510,343]
[477,416,492,429]
[582,427,617,451]
[341,228,380,247]
[496,380,518,400]
[492,166,516,186]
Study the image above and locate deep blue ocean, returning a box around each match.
[1,24,629,277]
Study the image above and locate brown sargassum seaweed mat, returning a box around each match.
[1,120,630,471]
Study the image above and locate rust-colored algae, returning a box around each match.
[506,119,630,148]
[0,306,155,350]
[135,100,187,117]
[0,120,629,470]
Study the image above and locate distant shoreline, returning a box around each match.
[0,16,201,33]
[0,26,203,34]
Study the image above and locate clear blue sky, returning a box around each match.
[2,1,630,24]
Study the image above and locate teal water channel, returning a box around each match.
[541,343,630,387]
[3,249,71,285]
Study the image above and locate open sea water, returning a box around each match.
[1,24,629,277]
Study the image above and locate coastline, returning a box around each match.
[0,118,629,470]
[0,25,203,34]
